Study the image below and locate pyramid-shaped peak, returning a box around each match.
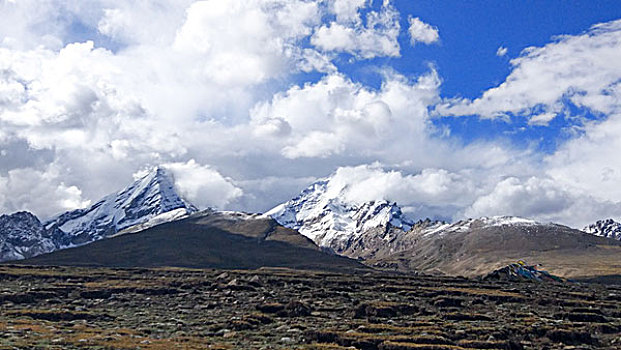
[134,165,173,184]
[45,166,198,246]
[152,165,170,178]
[123,165,197,211]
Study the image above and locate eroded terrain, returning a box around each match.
[0,265,620,349]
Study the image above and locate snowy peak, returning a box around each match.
[0,167,201,262]
[124,167,198,217]
[467,216,539,230]
[477,216,538,227]
[1,211,42,231]
[45,166,198,246]
[265,179,330,231]
[583,219,621,240]
[266,177,413,251]
[0,211,59,261]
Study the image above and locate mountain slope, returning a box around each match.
[583,218,621,240]
[22,211,366,272]
[371,217,621,278]
[265,178,413,253]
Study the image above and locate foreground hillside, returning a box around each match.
[22,211,364,272]
[0,265,619,349]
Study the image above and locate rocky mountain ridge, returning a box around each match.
[583,218,621,240]
[265,178,414,253]
[0,167,197,262]
[266,175,621,278]
[0,212,62,261]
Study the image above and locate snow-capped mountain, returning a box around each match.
[0,212,63,261]
[265,173,563,261]
[583,219,621,240]
[0,167,198,262]
[267,177,621,277]
[265,178,413,253]
[45,167,198,245]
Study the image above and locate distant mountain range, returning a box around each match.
[1,166,620,278]
[266,172,621,278]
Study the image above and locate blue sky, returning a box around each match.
[2,0,621,227]
[319,1,621,152]
[351,1,621,94]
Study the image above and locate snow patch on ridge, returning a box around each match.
[423,216,539,237]
[583,218,621,240]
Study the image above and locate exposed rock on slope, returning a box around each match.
[484,260,564,282]
[583,218,621,240]
[0,212,63,261]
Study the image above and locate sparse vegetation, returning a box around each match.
[0,265,619,349]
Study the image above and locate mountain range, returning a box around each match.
[0,167,196,262]
[1,167,620,279]
[24,210,364,271]
[265,176,621,278]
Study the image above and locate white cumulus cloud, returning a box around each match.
[1,1,621,231]
[408,17,439,46]
[311,2,401,58]
[438,19,621,120]
[161,160,243,210]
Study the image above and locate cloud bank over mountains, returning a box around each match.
[1,0,621,228]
